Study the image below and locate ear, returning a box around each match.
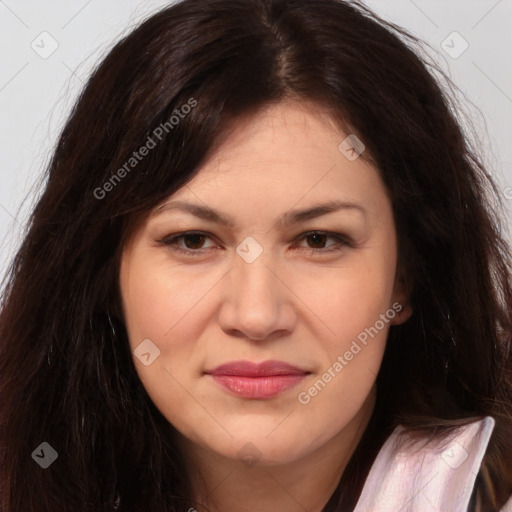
[389,277,413,326]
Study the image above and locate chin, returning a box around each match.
[218,432,309,467]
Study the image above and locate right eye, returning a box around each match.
[157,231,221,256]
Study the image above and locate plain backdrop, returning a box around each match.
[1,0,511,281]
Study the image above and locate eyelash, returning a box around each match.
[157,231,353,257]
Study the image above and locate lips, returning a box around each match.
[205,360,310,399]
[207,360,308,377]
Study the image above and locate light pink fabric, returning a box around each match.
[353,416,512,512]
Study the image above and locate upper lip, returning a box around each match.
[205,360,309,377]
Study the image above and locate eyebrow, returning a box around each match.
[151,199,367,227]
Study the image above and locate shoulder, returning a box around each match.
[501,494,512,512]
[353,416,511,512]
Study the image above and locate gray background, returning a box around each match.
[1,0,511,280]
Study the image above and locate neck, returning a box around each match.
[182,389,376,512]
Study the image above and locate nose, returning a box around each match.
[217,250,297,341]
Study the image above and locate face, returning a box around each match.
[119,100,411,467]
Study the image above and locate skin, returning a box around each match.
[120,99,412,512]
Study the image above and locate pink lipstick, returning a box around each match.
[205,360,309,399]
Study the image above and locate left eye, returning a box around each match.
[158,231,352,256]
[295,232,349,252]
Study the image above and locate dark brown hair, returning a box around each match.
[1,0,511,511]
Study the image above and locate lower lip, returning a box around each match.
[210,374,307,399]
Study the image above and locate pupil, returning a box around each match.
[309,234,326,248]
[185,234,204,249]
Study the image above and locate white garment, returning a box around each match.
[353,416,512,512]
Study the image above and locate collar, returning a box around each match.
[353,416,497,512]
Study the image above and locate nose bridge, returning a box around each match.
[233,241,280,312]
[237,248,275,298]
[218,239,295,339]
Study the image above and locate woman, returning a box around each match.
[1,0,511,511]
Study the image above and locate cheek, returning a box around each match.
[120,251,216,349]
[120,255,210,431]
[321,245,396,395]
[304,253,395,352]
[295,264,393,426]
[120,251,225,421]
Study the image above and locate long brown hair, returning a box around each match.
[1,1,511,510]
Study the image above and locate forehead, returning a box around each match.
[157,100,387,212]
